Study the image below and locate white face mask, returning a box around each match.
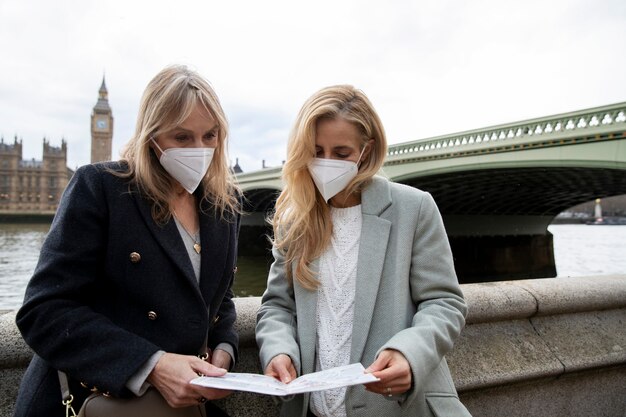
[307,146,366,202]
[151,139,215,194]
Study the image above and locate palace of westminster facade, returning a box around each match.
[0,79,113,217]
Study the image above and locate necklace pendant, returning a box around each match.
[193,243,201,254]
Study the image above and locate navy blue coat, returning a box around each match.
[14,162,240,417]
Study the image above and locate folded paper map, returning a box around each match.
[191,363,379,396]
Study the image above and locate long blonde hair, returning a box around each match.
[272,85,387,289]
[118,65,240,222]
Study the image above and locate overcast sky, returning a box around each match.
[0,0,625,172]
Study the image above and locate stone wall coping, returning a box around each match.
[231,275,626,340]
[462,274,626,324]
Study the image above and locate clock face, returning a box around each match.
[96,119,108,130]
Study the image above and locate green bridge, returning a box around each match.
[236,102,626,282]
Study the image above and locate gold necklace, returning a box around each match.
[172,210,201,254]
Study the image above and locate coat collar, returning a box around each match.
[361,176,393,216]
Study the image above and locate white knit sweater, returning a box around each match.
[310,205,362,417]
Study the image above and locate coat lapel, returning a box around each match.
[294,259,319,375]
[350,177,392,363]
[132,190,198,288]
[197,201,230,308]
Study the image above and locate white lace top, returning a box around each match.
[310,205,362,417]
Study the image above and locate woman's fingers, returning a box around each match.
[364,349,412,396]
[149,352,230,407]
[265,354,296,383]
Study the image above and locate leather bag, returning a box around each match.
[59,371,206,417]
[77,388,206,417]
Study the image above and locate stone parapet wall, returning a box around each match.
[2,275,625,417]
[452,276,626,416]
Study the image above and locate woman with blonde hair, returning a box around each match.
[256,85,471,416]
[15,65,240,416]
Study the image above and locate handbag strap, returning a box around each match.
[58,370,72,401]
[58,370,78,416]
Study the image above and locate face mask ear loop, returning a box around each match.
[150,137,165,155]
[355,143,368,167]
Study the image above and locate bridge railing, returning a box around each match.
[386,101,626,162]
[235,101,626,182]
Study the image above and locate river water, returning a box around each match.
[1,223,625,311]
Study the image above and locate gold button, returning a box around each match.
[129,252,141,263]
[147,311,158,320]
[212,315,220,324]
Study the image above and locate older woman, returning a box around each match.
[15,65,240,416]
[256,85,471,417]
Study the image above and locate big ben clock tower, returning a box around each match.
[90,76,113,163]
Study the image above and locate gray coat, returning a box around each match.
[256,176,471,417]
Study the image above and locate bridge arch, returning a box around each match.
[388,137,626,233]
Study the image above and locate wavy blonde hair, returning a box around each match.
[272,85,387,289]
[118,65,240,222]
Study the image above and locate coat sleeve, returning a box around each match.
[255,243,302,375]
[378,192,467,407]
[15,165,160,396]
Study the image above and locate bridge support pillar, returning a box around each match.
[239,225,558,283]
[449,233,556,283]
